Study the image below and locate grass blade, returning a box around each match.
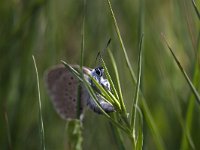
[180,33,200,150]
[80,0,86,69]
[100,58,122,109]
[131,34,143,135]
[180,65,199,149]
[101,58,119,100]
[107,49,126,113]
[162,34,200,105]
[135,107,143,150]
[106,51,132,128]
[77,0,87,120]
[61,60,83,81]
[141,98,165,150]
[191,0,200,20]
[32,55,46,150]
[106,0,136,83]
[106,1,165,149]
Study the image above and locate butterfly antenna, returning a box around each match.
[95,38,111,66]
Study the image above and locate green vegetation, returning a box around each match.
[0,0,200,149]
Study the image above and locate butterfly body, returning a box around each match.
[45,65,114,120]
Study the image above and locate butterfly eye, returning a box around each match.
[95,68,102,76]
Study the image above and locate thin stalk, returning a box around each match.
[32,55,46,150]
[191,0,200,20]
[180,12,200,148]
[107,49,131,128]
[131,34,143,136]
[135,106,144,150]
[107,49,126,113]
[106,0,137,83]
[80,0,86,68]
[77,0,87,119]
[101,58,119,100]
[106,1,165,149]
[162,34,200,105]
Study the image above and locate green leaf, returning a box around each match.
[106,1,165,149]
[106,0,136,83]
[32,55,46,150]
[135,107,143,150]
[162,34,200,105]
[107,49,126,113]
[131,34,143,137]
[191,0,200,20]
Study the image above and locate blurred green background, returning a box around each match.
[0,0,200,149]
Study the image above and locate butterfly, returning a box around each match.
[45,64,115,120]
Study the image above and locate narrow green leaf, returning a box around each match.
[107,49,131,129]
[32,55,46,150]
[77,0,87,120]
[106,0,137,83]
[131,34,143,135]
[135,107,143,150]
[106,1,165,149]
[162,35,200,105]
[180,37,200,150]
[107,49,126,113]
[191,0,200,20]
[137,0,144,48]
[100,58,122,108]
[101,58,119,100]
[61,60,83,81]
[80,0,86,69]
[140,100,165,150]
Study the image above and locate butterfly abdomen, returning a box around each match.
[86,94,115,114]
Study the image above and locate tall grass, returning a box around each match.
[32,55,46,150]
[0,0,200,149]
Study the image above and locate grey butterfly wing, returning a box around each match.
[45,65,90,120]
